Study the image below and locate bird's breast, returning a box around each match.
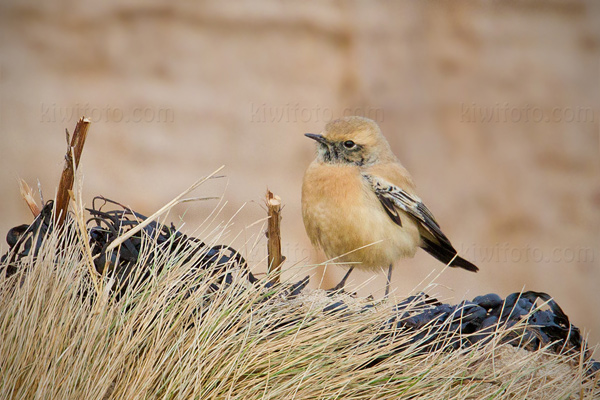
[301,162,419,269]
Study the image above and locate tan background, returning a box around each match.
[1,1,599,349]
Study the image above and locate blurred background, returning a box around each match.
[0,1,598,347]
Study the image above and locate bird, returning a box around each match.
[301,116,478,296]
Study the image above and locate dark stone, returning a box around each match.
[473,293,502,309]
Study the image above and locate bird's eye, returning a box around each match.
[343,140,356,149]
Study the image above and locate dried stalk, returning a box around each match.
[19,179,41,217]
[266,189,284,284]
[54,117,90,226]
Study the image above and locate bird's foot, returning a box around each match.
[325,266,355,295]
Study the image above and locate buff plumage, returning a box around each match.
[301,116,478,294]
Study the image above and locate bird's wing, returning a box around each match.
[363,174,453,249]
[363,173,479,272]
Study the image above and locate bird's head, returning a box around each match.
[305,116,395,166]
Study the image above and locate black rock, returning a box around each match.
[473,293,502,310]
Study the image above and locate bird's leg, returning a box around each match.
[384,264,393,298]
[330,266,354,292]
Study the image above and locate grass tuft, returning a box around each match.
[1,204,598,400]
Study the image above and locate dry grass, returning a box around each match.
[1,203,598,400]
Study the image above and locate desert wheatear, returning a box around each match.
[302,116,478,296]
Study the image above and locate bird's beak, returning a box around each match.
[304,133,327,144]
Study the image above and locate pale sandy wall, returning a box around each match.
[0,1,598,348]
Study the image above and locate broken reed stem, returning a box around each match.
[266,189,284,284]
[19,179,41,217]
[54,117,90,226]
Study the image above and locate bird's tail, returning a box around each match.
[421,237,479,272]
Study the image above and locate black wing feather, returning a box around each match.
[377,195,402,227]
